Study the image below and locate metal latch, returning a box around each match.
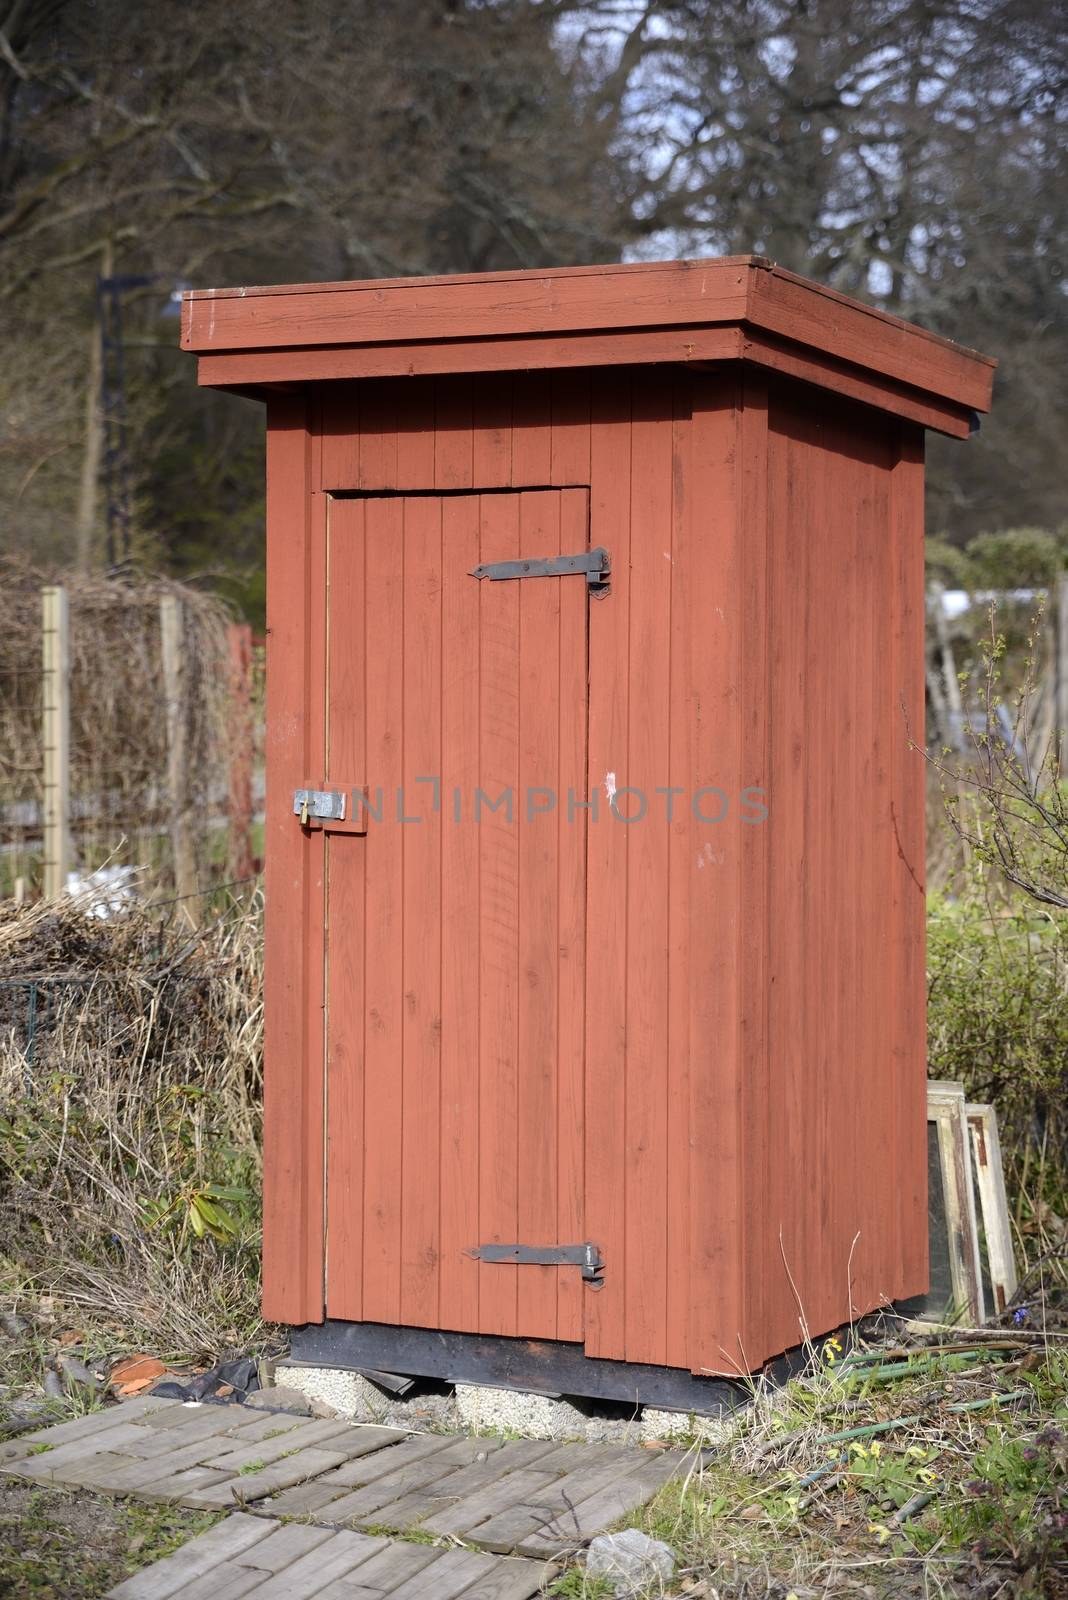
[470,548,610,596]
[294,788,345,823]
[465,1241,605,1287]
[293,788,369,834]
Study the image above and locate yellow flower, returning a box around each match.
[869,1522,891,1545]
[918,1469,939,1484]
[850,1442,869,1458]
[869,1441,881,1458]
[905,1445,927,1459]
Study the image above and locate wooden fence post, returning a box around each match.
[41,585,70,898]
[928,580,965,749]
[160,593,198,919]
[227,621,254,884]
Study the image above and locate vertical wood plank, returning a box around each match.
[870,435,896,1301]
[623,372,673,1367]
[262,394,324,1324]
[477,491,522,1337]
[800,410,833,1347]
[440,495,483,1333]
[583,372,631,1362]
[762,402,810,1361]
[359,379,400,488]
[41,585,69,899]
[735,374,770,1362]
[849,428,890,1320]
[361,496,406,1324]
[304,411,328,1314]
[435,377,474,490]
[829,420,862,1331]
[663,378,692,1371]
[396,382,437,487]
[516,489,562,1339]
[472,374,514,487]
[555,488,590,1345]
[325,498,367,1321]
[400,495,444,1326]
[512,373,552,486]
[550,371,591,486]
[685,377,745,1373]
[891,426,928,1296]
[320,384,361,488]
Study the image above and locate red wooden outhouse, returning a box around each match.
[183,259,995,1409]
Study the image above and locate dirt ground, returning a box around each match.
[0,1479,217,1599]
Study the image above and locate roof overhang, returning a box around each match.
[182,256,995,440]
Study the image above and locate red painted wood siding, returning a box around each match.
[261,367,928,1373]
[738,385,928,1366]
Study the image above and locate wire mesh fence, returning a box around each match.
[0,559,263,906]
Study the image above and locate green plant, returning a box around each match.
[359,1523,440,1545]
[0,1482,220,1599]
[547,1570,615,1598]
[838,1438,941,1528]
[927,890,1068,1233]
[926,535,975,590]
[238,1459,265,1475]
[937,1423,1068,1590]
[141,1181,251,1246]
[965,528,1063,590]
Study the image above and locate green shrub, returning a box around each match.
[965,528,1063,589]
[928,891,1068,1202]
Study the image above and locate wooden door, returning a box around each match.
[323,488,590,1343]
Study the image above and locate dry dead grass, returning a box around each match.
[0,891,265,1359]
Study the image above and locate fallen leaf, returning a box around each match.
[55,1330,85,1348]
[739,1503,763,1520]
[117,1376,157,1396]
[110,1355,166,1390]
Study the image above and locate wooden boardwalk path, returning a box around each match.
[0,1396,692,1596]
[107,1513,546,1599]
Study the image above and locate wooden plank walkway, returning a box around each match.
[105,1513,548,1599]
[1,1397,693,1592]
[263,1434,689,1558]
[0,1397,408,1509]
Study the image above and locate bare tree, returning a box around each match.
[929,606,1068,908]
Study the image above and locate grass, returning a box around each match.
[0,1481,220,1599]
[359,1523,442,1545]
[613,1332,1068,1599]
[548,1572,615,1597]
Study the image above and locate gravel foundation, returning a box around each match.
[278,1363,739,1446]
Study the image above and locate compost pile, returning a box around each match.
[0,893,264,1356]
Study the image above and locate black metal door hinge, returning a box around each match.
[465,1241,605,1287]
[470,548,610,596]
